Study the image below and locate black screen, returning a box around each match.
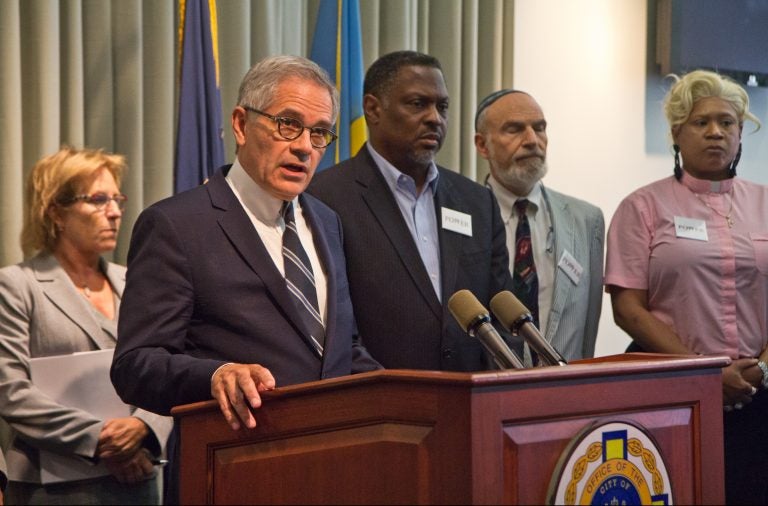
[671,0,768,83]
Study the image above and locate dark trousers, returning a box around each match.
[6,475,160,505]
[723,389,768,504]
[163,425,180,505]
[626,342,768,504]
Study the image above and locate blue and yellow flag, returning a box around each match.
[310,0,367,170]
[174,0,225,193]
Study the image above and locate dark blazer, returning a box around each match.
[111,166,380,415]
[308,145,513,371]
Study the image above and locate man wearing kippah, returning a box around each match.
[475,90,604,360]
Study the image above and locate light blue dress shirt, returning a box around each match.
[367,144,442,301]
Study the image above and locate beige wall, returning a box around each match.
[512,0,671,356]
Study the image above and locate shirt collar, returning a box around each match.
[366,143,440,197]
[487,177,543,220]
[679,170,734,194]
[226,158,294,225]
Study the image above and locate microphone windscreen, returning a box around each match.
[448,290,488,332]
[490,291,529,328]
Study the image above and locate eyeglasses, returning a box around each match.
[66,193,128,211]
[244,107,338,148]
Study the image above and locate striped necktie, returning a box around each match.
[282,201,325,356]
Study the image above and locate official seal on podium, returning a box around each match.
[548,420,673,505]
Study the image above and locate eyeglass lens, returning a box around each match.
[245,107,335,148]
[86,193,126,210]
[276,117,334,148]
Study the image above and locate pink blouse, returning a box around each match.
[605,172,768,358]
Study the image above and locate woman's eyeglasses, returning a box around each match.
[65,193,128,211]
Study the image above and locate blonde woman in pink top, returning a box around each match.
[605,69,767,505]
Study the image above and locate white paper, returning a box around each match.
[29,348,131,484]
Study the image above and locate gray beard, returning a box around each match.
[495,158,548,193]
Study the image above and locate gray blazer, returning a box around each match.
[0,451,5,490]
[542,186,605,360]
[0,253,172,484]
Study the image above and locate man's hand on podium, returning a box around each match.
[211,363,276,430]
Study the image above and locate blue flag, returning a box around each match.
[310,0,367,171]
[174,0,225,193]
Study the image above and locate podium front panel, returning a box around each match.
[174,355,726,504]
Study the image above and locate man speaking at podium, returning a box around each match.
[111,55,380,430]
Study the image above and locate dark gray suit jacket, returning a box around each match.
[308,145,513,371]
[112,166,380,416]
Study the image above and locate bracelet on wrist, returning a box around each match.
[757,360,768,390]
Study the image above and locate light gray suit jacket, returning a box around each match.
[0,253,172,484]
[541,186,604,360]
[0,451,5,490]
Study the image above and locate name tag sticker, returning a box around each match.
[674,216,708,241]
[441,207,473,237]
[557,249,583,285]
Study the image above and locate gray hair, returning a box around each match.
[237,55,340,123]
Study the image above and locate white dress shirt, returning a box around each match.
[225,159,328,325]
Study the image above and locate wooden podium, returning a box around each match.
[172,353,727,504]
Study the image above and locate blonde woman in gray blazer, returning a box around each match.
[0,148,171,505]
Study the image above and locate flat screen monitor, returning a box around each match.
[658,0,768,87]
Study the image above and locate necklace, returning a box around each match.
[68,275,93,298]
[58,255,100,299]
[692,188,734,228]
[71,279,92,298]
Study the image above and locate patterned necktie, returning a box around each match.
[512,199,539,329]
[282,201,325,356]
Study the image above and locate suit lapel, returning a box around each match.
[434,175,464,305]
[300,195,336,362]
[32,254,115,349]
[543,188,574,341]
[355,151,443,319]
[207,170,321,357]
[103,260,125,296]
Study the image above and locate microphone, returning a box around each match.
[490,290,567,367]
[447,289,525,370]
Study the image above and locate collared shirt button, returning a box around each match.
[442,348,454,359]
